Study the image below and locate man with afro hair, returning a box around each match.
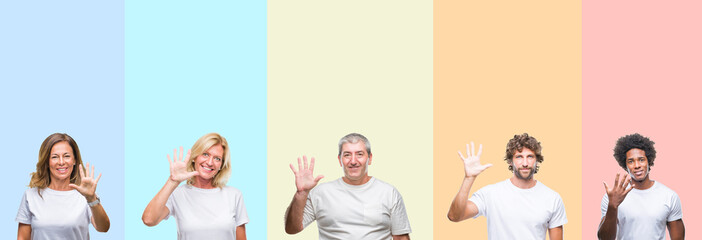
[597,133,685,240]
[448,133,567,240]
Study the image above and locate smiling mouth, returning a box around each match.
[201,165,214,172]
[56,167,69,173]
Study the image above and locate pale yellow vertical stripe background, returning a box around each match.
[433,0,582,239]
[268,1,433,239]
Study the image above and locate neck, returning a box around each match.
[193,176,215,189]
[632,175,654,190]
[509,175,536,189]
[342,175,371,185]
[48,177,72,191]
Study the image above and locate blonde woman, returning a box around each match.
[142,133,248,240]
[16,133,110,240]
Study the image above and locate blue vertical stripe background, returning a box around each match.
[0,1,125,239]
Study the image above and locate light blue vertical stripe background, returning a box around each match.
[124,0,267,239]
[0,1,125,239]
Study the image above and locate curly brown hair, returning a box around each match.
[504,133,544,173]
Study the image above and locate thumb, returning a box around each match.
[314,175,324,183]
[187,171,200,178]
[68,183,79,190]
[482,163,493,170]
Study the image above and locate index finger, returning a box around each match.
[310,157,316,172]
[477,143,483,157]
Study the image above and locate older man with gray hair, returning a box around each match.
[285,133,412,240]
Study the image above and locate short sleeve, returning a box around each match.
[667,192,683,222]
[164,190,176,220]
[301,193,316,228]
[548,194,568,228]
[390,188,412,235]
[16,190,31,224]
[234,192,249,226]
[468,188,487,219]
[600,194,609,219]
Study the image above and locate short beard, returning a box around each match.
[513,163,535,180]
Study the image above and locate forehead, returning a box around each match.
[206,144,224,155]
[625,148,646,158]
[341,141,367,153]
[50,141,72,154]
[513,147,535,156]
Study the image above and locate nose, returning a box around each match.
[206,156,214,165]
[58,156,66,165]
[634,160,642,169]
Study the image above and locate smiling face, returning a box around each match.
[194,144,224,182]
[338,141,372,185]
[626,148,650,182]
[511,148,537,180]
[48,141,75,182]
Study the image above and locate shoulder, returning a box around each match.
[535,181,563,200]
[476,179,509,193]
[370,177,399,192]
[221,185,244,196]
[311,178,341,194]
[652,181,679,199]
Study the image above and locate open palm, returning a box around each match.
[458,142,492,178]
[289,156,324,193]
[69,162,102,200]
[168,146,199,183]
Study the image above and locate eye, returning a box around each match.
[357,152,364,157]
[215,157,222,162]
[203,153,209,157]
[51,155,58,159]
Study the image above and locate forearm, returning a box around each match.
[597,206,619,240]
[142,179,179,226]
[90,204,110,232]
[285,191,309,234]
[447,177,476,222]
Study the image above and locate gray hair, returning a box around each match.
[338,133,371,157]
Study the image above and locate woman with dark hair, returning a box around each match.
[16,133,110,240]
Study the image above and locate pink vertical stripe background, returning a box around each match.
[583,0,702,239]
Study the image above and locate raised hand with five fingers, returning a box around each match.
[289,155,324,194]
[168,146,199,183]
[69,162,102,202]
[603,173,634,208]
[458,142,493,178]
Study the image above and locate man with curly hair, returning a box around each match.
[597,133,685,240]
[447,133,567,240]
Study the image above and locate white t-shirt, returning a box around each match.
[166,184,249,240]
[600,181,683,240]
[469,179,568,240]
[302,177,412,240]
[16,187,93,240]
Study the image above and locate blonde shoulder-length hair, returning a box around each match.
[29,133,84,192]
[186,133,231,188]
